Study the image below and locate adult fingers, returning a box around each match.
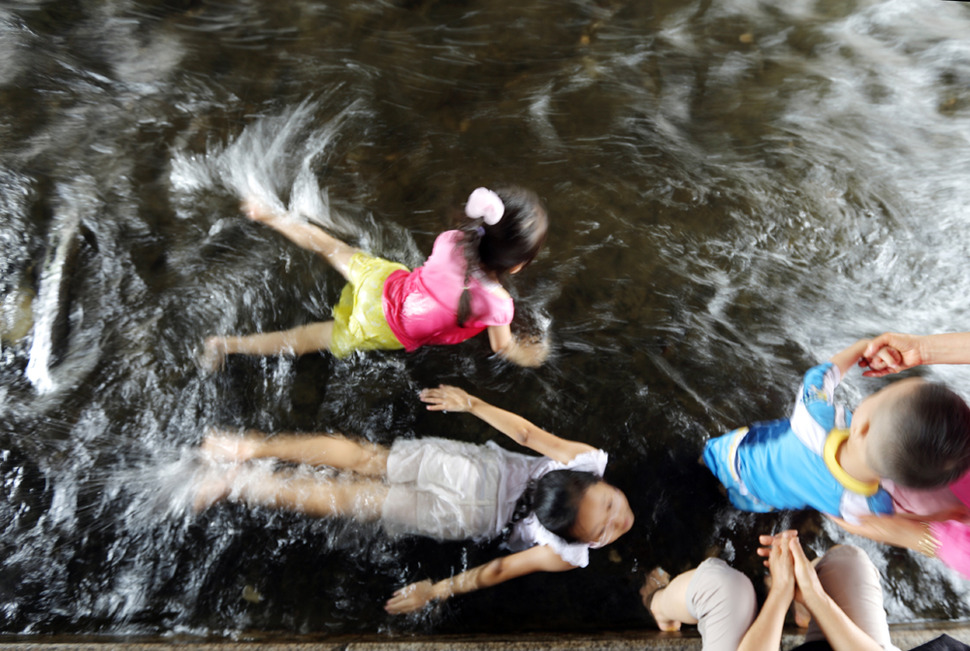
[863,333,896,359]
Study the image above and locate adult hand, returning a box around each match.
[757,530,797,602]
[756,529,798,565]
[384,579,438,615]
[829,509,969,550]
[860,332,923,377]
[419,385,475,413]
[828,513,909,546]
[788,536,825,607]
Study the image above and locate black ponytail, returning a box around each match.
[456,186,548,327]
[509,479,537,525]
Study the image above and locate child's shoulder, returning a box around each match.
[481,279,511,300]
[427,229,465,261]
[435,229,464,246]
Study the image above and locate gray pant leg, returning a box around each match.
[804,545,898,651]
[687,558,758,651]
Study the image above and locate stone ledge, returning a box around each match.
[0,624,967,650]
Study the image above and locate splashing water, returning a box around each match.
[0,0,969,638]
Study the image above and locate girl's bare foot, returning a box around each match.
[193,462,239,512]
[241,196,280,224]
[640,567,682,632]
[201,428,259,462]
[200,336,228,373]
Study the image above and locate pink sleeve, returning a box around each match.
[948,469,970,505]
[931,520,970,579]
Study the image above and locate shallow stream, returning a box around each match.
[1,0,969,637]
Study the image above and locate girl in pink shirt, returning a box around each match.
[203,186,549,368]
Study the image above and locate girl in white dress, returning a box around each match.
[197,384,634,614]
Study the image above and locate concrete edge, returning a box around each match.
[0,624,967,650]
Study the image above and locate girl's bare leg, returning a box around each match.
[243,198,359,280]
[202,322,333,370]
[202,429,389,477]
[193,462,240,512]
[236,471,388,521]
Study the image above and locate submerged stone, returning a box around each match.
[0,286,34,344]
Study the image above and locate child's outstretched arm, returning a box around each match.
[487,324,549,367]
[419,385,594,464]
[384,544,573,614]
[828,339,870,377]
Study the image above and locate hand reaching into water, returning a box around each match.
[499,335,550,367]
[384,579,437,614]
[420,385,475,412]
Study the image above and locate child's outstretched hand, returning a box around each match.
[384,579,437,615]
[420,385,474,413]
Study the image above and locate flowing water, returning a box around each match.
[1,0,969,638]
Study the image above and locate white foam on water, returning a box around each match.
[25,208,80,395]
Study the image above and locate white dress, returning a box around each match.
[380,437,608,567]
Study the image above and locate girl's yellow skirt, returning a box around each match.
[330,252,408,358]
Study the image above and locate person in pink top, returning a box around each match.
[830,332,970,579]
[203,186,549,368]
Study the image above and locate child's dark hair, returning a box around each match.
[879,382,970,488]
[457,186,548,327]
[518,469,599,543]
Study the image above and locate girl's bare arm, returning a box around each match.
[419,385,595,464]
[384,545,574,614]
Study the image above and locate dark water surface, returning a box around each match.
[1,0,969,638]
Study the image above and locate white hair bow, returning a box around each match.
[465,187,505,225]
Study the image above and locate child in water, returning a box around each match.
[203,187,550,368]
[702,339,970,524]
[196,384,634,614]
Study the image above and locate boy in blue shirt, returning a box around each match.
[703,339,970,524]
